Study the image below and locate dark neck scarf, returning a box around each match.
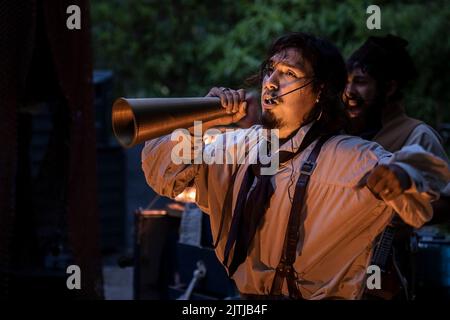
[223,123,323,277]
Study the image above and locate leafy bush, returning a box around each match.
[91,0,450,126]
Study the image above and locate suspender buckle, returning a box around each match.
[300,161,316,175]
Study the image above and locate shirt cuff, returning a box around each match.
[392,161,430,195]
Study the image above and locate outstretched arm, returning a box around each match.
[356,143,450,227]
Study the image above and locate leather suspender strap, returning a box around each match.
[270,135,331,299]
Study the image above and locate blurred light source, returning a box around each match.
[174,186,196,203]
[140,209,167,216]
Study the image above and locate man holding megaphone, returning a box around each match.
[139,32,450,299]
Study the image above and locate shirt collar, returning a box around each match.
[278,121,315,153]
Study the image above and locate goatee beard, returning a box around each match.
[261,110,284,129]
[345,96,384,134]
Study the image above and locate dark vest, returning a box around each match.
[373,103,423,152]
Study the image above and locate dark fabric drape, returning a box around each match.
[0,0,37,298]
[0,0,103,298]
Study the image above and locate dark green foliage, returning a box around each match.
[91,0,449,125]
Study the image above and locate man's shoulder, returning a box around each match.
[408,123,443,144]
[312,134,385,184]
[325,134,379,150]
[322,134,387,160]
[404,123,447,160]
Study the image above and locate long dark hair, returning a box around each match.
[248,32,348,135]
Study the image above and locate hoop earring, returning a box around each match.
[316,109,323,121]
[315,92,322,121]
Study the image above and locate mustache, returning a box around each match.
[263,92,283,104]
[343,93,364,104]
[265,79,315,103]
[343,93,380,106]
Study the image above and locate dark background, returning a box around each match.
[0,0,448,300]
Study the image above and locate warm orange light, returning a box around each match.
[174,186,196,203]
[203,132,218,145]
[140,209,167,216]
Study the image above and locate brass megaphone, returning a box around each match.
[112,97,227,148]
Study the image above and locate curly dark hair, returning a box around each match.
[247,32,348,135]
[347,34,417,101]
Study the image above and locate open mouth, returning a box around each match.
[263,96,280,107]
[346,99,359,107]
[345,101,364,118]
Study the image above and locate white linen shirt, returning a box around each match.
[141,122,450,299]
